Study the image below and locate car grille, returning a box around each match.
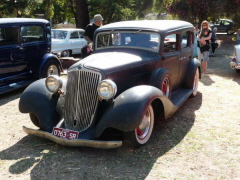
[64,69,101,132]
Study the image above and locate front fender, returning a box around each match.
[19,79,66,132]
[39,53,63,75]
[93,85,177,138]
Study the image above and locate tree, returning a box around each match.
[0,0,37,18]
[166,0,226,25]
[224,0,240,32]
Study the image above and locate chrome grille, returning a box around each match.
[64,69,101,132]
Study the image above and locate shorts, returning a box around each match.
[197,47,209,62]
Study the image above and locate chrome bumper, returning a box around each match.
[230,61,240,69]
[23,126,122,149]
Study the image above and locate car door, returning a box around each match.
[161,33,181,91]
[218,20,225,32]
[70,31,81,54]
[178,30,194,83]
[21,25,47,66]
[0,26,27,88]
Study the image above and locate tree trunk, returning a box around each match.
[75,0,89,29]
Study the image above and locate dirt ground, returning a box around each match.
[0,34,239,180]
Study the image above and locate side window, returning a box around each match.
[21,26,43,43]
[0,27,20,46]
[70,31,79,39]
[164,34,177,53]
[79,32,84,38]
[181,30,192,49]
[224,21,230,26]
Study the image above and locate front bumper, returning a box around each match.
[230,58,240,69]
[23,126,122,149]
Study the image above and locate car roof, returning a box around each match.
[97,20,193,32]
[0,18,49,24]
[52,28,85,31]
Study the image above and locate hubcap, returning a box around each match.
[162,77,170,97]
[136,108,151,140]
[48,65,58,76]
[62,51,69,57]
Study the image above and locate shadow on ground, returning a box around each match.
[0,93,202,180]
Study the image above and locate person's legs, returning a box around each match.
[202,51,209,73]
[211,43,216,56]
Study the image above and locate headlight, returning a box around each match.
[45,75,63,93]
[97,79,117,100]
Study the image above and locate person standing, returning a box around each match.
[210,27,218,57]
[83,14,104,44]
[197,20,212,74]
[81,14,104,58]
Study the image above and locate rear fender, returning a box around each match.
[183,58,201,88]
[93,85,177,138]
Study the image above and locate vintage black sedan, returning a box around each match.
[19,20,201,149]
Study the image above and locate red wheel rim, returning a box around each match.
[162,77,169,97]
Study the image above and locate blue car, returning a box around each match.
[0,18,63,94]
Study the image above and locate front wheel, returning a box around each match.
[29,113,40,127]
[40,59,60,78]
[124,105,154,148]
[61,50,71,57]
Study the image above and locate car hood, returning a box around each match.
[70,49,159,74]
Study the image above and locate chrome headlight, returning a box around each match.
[97,79,117,100]
[45,75,63,93]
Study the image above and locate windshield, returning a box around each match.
[51,30,67,39]
[96,32,160,52]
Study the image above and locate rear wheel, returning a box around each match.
[124,105,154,148]
[150,68,172,98]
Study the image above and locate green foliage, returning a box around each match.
[0,0,37,18]
[88,0,137,23]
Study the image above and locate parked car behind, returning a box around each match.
[230,44,240,73]
[0,18,62,94]
[51,28,87,57]
[19,20,201,149]
[210,19,233,35]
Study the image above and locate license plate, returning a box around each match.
[52,127,79,140]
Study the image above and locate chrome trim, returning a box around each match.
[230,61,240,69]
[23,126,122,149]
[64,69,102,132]
[97,79,117,100]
